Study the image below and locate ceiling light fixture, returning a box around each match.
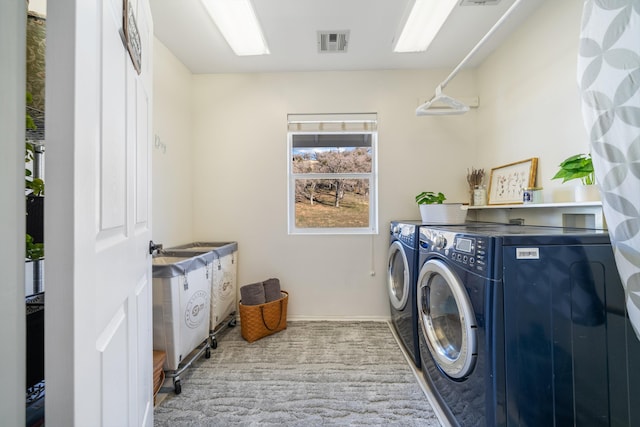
[393,0,458,53]
[200,0,270,56]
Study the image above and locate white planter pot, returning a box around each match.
[574,184,600,202]
[419,203,468,224]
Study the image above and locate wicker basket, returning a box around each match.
[152,351,166,405]
[239,291,288,343]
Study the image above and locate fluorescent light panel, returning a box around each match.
[201,0,270,56]
[394,0,458,53]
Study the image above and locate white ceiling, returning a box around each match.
[149,0,545,75]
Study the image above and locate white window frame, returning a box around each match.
[287,113,378,235]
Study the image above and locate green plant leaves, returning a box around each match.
[25,143,44,196]
[552,153,595,185]
[26,234,44,260]
[415,191,446,205]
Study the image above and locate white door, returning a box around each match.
[45,0,154,425]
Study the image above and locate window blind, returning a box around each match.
[287,113,377,133]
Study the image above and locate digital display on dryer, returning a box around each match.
[456,237,473,254]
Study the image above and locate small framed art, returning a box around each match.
[122,0,141,74]
[487,158,538,205]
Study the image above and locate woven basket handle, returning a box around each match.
[260,299,284,331]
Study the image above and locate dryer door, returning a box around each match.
[388,241,410,310]
[418,258,477,379]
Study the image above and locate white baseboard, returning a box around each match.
[286,315,390,322]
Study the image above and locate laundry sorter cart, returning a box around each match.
[152,250,214,394]
[167,241,238,349]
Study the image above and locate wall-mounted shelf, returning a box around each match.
[467,201,605,229]
[468,201,602,210]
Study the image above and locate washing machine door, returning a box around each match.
[388,241,410,310]
[418,258,477,379]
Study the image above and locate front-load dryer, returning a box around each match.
[417,223,639,427]
[417,224,503,426]
[388,220,422,369]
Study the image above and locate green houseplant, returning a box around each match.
[552,153,599,202]
[415,191,446,205]
[415,191,467,224]
[551,153,595,185]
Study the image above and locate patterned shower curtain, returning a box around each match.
[577,0,640,340]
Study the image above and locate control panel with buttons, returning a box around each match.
[419,227,489,274]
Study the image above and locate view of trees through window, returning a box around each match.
[292,147,372,228]
[288,114,377,234]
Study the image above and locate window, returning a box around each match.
[287,113,378,234]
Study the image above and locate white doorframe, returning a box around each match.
[43,0,76,423]
[0,2,27,426]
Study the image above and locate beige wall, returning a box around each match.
[152,39,195,247]
[476,0,587,203]
[189,70,477,320]
[152,0,589,319]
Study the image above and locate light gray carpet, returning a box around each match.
[154,321,441,426]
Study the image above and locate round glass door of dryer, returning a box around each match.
[418,258,477,379]
[387,241,410,310]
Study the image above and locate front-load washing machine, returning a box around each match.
[417,223,639,426]
[388,220,422,369]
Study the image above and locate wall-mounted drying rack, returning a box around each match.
[416,0,524,116]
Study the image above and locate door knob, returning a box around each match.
[149,240,163,255]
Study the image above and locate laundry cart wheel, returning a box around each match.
[211,337,218,349]
[229,318,237,327]
[173,378,182,395]
[205,346,211,359]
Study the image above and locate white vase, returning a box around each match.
[419,203,468,224]
[574,184,600,202]
[473,186,487,206]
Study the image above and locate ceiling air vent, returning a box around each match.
[317,31,350,53]
[459,0,501,5]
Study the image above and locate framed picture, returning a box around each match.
[488,158,538,205]
[122,0,141,74]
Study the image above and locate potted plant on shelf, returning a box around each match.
[415,191,468,224]
[466,167,486,206]
[551,153,599,202]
